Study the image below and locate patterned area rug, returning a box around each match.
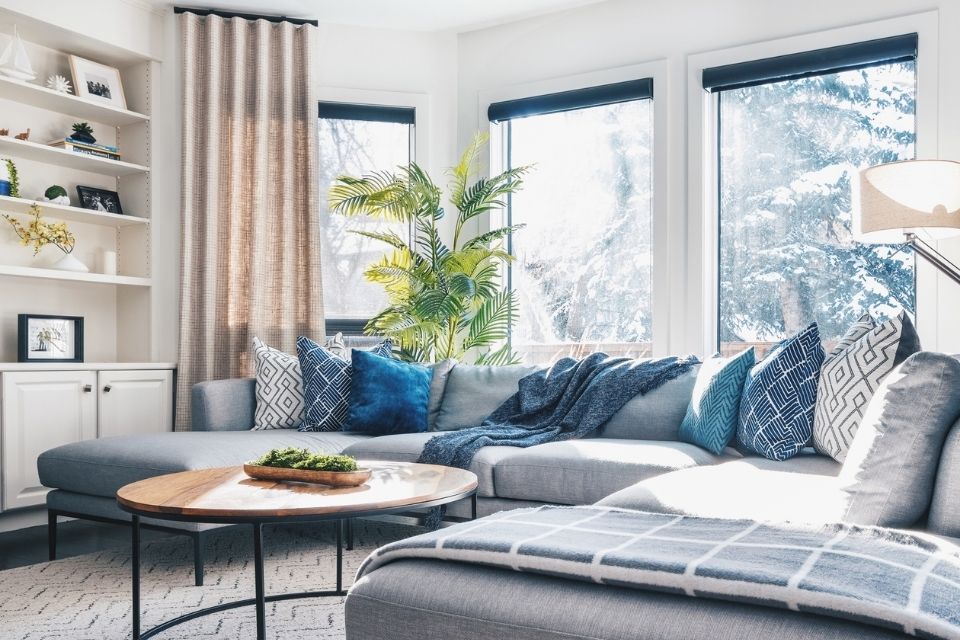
[0,520,419,640]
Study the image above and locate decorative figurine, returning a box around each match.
[46,74,72,94]
[14,128,29,140]
[42,185,71,206]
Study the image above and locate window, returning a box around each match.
[707,35,918,356]
[490,79,655,364]
[318,102,414,331]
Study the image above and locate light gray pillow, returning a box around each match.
[427,359,457,430]
[839,351,960,527]
[599,365,699,441]
[433,364,541,431]
[813,312,920,461]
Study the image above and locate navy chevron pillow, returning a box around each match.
[679,348,755,454]
[737,323,825,461]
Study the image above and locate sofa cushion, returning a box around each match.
[345,350,431,435]
[342,432,518,498]
[433,364,540,431]
[813,312,920,462]
[596,454,847,523]
[737,323,825,461]
[929,416,960,537]
[346,558,907,640]
[427,359,456,430]
[678,350,753,454]
[840,351,960,527]
[38,430,370,498]
[493,439,730,505]
[599,365,698,441]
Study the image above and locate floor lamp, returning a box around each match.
[858,159,960,285]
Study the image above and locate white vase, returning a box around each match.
[53,252,89,273]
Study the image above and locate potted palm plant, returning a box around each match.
[329,134,530,364]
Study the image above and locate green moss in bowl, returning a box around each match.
[249,447,359,472]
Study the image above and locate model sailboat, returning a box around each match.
[0,26,36,81]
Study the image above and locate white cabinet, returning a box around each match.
[98,370,173,438]
[0,364,175,512]
[1,371,97,510]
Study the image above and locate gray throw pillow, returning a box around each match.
[600,365,699,441]
[839,351,960,527]
[427,359,457,430]
[433,364,541,431]
[813,312,920,461]
[252,337,304,430]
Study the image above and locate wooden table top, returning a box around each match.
[116,462,478,521]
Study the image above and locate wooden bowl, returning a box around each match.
[242,464,372,487]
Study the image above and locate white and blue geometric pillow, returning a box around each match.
[813,311,920,462]
[297,336,393,432]
[252,337,305,430]
[736,323,826,461]
[678,347,755,455]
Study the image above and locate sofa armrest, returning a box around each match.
[192,378,256,431]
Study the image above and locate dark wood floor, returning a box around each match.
[0,519,174,571]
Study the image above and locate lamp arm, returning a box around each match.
[904,232,960,287]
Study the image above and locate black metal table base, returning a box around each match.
[131,517,347,640]
[129,492,478,640]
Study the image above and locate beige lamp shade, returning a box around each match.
[856,159,960,243]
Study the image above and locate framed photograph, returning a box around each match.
[76,186,123,215]
[69,54,127,110]
[18,314,84,363]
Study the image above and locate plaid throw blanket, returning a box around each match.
[358,506,960,639]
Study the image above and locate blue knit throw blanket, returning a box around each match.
[419,353,698,471]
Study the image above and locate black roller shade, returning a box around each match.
[703,33,917,92]
[488,78,653,123]
[318,102,416,125]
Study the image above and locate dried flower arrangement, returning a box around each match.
[3,204,75,255]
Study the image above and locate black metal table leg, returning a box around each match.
[471,493,478,520]
[132,515,141,640]
[193,533,205,587]
[336,520,343,594]
[253,524,266,640]
[346,518,354,551]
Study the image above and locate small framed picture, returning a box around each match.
[76,186,123,215]
[69,54,127,110]
[18,314,84,363]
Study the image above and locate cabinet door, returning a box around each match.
[98,370,173,438]
[2,371,97,510]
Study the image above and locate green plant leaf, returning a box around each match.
[474,342,523,366]
[462,223,526,251]
[464,289,518,350]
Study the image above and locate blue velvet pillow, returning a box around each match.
[345,350,432,435]
[737,323,825,461]
[678,347,755,455]
[297,336,392,432]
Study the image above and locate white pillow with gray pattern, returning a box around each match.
[251,334,347,430]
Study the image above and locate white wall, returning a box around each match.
[457,0,960,355]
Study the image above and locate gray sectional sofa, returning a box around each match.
[36,353,960,639]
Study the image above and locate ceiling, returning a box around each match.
[157,0,608,32]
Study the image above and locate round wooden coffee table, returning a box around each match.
[116,461,478,640]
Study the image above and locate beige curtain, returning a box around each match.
[176,12,322,430]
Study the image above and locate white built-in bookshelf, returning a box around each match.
[0,8,160,362]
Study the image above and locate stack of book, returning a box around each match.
[47,138,121,161]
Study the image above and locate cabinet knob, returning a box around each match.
[83,384,92,393]
[103,385,112,393]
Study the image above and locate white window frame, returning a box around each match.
[687,12,940,356]
[479,60,671,357]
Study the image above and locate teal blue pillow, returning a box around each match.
[345,350,432,435]
[678,348,755,455]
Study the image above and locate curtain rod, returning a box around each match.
[173,6,318,27]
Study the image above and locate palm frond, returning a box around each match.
[462,224,526,251]
[328,172,413,221]
[464,290,518,350]
[350,229,410,250]
[448,132,487,209]
[474,342,523,366]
